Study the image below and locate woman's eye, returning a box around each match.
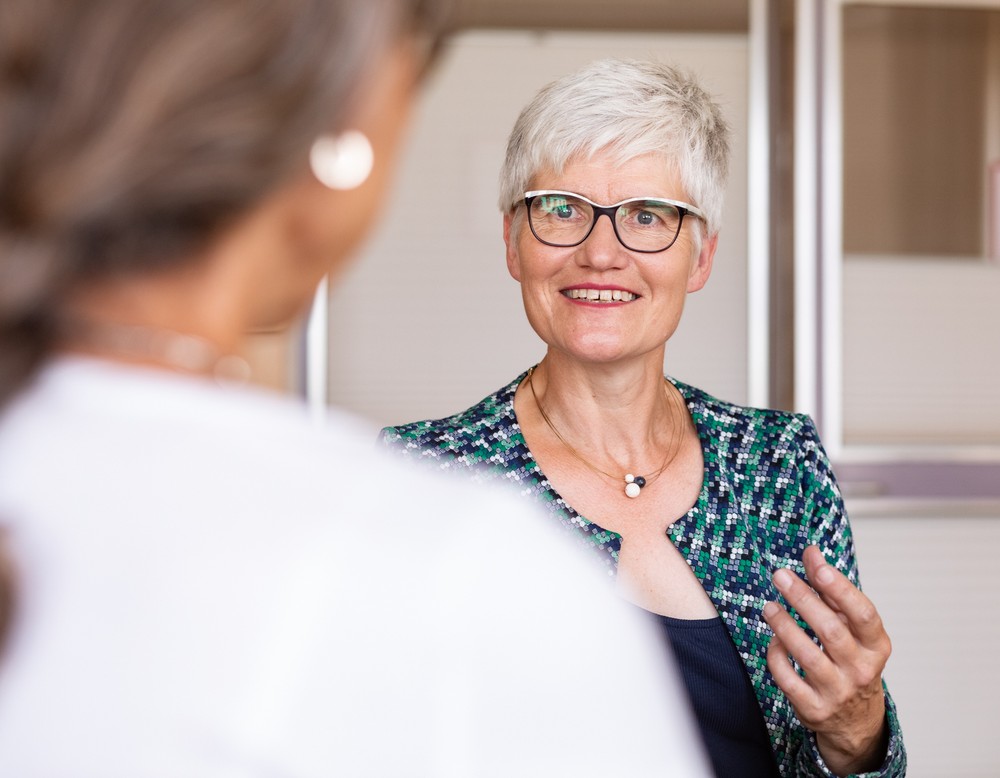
[625,208,663,228]
[536,197,584,220]
[622,203,679,230]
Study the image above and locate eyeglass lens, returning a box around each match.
[527,193,683,252]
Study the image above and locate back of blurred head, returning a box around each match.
[0,0,449,406]
[498,58,731,236]
[0,0,451,654]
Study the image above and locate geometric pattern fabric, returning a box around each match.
[381,371,906,777]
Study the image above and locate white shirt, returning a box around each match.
[0,358,709,777]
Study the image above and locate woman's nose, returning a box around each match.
[576,213,627,269]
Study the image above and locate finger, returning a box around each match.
[800,547,889,650]
[771,568,863,665]
[772,565,839,627]
[803,545,849,612]
[802,543,829,571]
[766,634,820,715]
[762,600,835,685]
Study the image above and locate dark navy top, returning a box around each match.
[653,613,781,778]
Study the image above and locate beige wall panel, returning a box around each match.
[849,509,1000,777]
[842,258,1000,445]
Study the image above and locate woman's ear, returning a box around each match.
[686,232,718,293]
[503,211,522,283]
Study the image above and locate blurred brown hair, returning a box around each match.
[0,0,453,656]
[0,0,451,410]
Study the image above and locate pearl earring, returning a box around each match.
[309,130,374,190]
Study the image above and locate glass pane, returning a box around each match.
[842,6,999,259]
[841,5,1000,448]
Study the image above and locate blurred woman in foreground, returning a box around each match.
[0,3,709,774]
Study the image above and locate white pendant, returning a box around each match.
[625,481,642,498]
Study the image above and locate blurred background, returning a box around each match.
[246,1,1000,775]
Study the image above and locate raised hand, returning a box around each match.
[763,545,891,777]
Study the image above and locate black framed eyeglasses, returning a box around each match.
[523,190,705,253]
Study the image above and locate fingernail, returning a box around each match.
[772,568,793,589]
[763,601,780,618]
[816,565,835,585]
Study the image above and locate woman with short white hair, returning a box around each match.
[383,58,906,778]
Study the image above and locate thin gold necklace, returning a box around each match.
[525,365,682,499]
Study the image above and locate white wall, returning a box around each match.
[849,507,1000,777]
[326,30,749,429]
[842,258,1000,445]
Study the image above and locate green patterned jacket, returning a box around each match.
[380,371,906,778]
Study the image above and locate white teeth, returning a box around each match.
[565,288,636,302]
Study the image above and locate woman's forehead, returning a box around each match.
[529,151,684,202]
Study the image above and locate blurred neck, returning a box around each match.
[58,183,319,376]
[62,256,250,364]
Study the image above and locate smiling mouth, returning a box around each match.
[562,288,637,303]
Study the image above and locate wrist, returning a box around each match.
[816,712,889,777]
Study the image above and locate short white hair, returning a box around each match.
[498,58,731,235]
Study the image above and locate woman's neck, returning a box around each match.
[57,262,253,379]
[57,318,252,382]
[526,352,682,467]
